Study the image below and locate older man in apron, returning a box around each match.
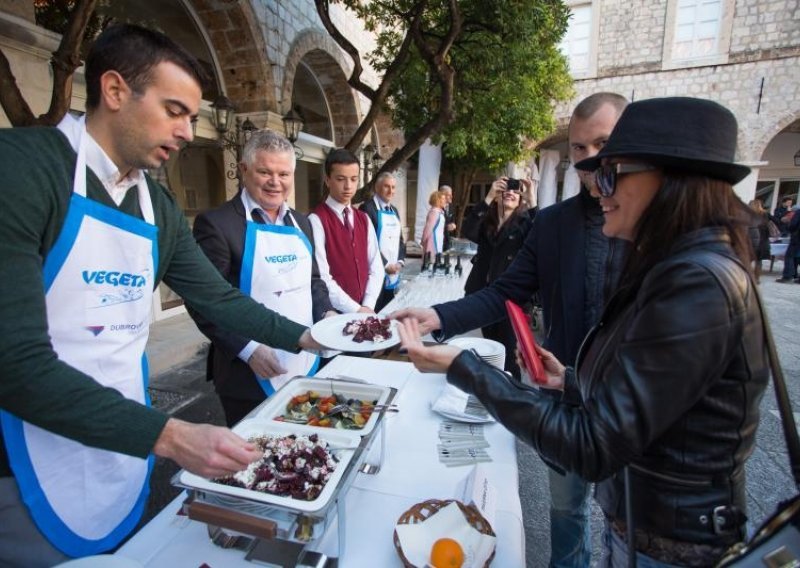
[360,172,406,312]
[191,130,336,426]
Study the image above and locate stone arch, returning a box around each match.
[188,0,277,113]
[750,109,800,161]
[282,29,361,146]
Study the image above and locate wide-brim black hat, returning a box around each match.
[575,97,750,184]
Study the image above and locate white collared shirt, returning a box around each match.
[308,196,383,312]
[239,190,290,226]
[83,132,143,206]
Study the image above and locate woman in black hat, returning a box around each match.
[397,97,768,566]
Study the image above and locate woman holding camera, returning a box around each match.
[398,98,768,566]
[462,177,536,378]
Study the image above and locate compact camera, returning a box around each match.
[505,178,521,191]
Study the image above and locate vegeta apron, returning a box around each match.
[432,210,445,254]
[240,210,318,395]
[376,205,402,290]
[0,115,156,556]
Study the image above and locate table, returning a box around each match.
[116,356,525,567]
[770,239,789,272]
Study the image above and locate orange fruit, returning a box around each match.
[430,537,465,568]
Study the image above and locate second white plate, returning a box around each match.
[310,313,400,352]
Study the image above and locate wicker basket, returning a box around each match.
[392,499,496,568]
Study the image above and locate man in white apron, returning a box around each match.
[191,130,336,426]
[360,172,406,312]
[0,25,320,566]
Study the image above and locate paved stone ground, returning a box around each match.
[142,260,800,565]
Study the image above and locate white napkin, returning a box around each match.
[431,383,470,416]
[395,502,496,568]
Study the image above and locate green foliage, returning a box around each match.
[358,0,574,170]
[34,0,107,55]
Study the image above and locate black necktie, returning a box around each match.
[385,205,392,212]
[252,208,266,224]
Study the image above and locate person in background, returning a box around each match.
[393,92,629,567]
[0,24,320,566]
[462,176,536,378]
[439,184,458,250]
[308,149,385,313]
[772,197,793,235]
[398,96,767,567]
[360,172,406,312]
[190,130,336,427]
[776,203,800,283]
[748,199,771,284]
[421,190,447,257]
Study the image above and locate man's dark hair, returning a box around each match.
[324,148,360,176]
[571,92,628,124]
[84,24,208,111]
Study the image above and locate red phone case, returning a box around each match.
[505,300,547,384]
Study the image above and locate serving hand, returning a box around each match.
[397,317,461,374]
[389,307,441,335]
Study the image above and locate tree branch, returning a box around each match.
[314,0,376,99]
[0,49,36,126]
[41,0,98,125]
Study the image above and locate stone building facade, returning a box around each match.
[544,0,800,209]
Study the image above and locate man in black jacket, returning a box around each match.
[360,172,406,311]
[440,184,458,250]
[393,92,629,567]
[190,130,335,426]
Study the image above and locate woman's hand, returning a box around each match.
[397,317,461,374]
[514,343,566,390]
[521,177,538,209]
[485,179,505,205]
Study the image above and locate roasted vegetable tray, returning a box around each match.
[251,376,395,436]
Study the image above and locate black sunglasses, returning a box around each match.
[595,162,658,197]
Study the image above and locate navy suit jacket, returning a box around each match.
[189,193,332,401]
[435,190,593,366]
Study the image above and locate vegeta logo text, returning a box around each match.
[265,254,298,264]
[265,253,301,275]
[83,269,148,308]
[82,270,147,287]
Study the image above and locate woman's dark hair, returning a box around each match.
[85,24,208,111]
[483,194,527,238]
[614,173,756,308]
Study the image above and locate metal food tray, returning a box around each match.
[251,376,395,437]
[176,420,361,514]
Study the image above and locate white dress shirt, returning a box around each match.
[308,196,384,312]
[84,131,142,205]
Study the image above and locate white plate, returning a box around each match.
[448,337,505,358]
[310,313,400,352]
[178,420,357,513]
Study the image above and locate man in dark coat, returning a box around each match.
[360,172,406,312]
[190,130,335,426]
[394,92,630,567]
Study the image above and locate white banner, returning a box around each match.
[415,139,442,241]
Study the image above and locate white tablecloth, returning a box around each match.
[771,240,788,258]
[115,356,525,567]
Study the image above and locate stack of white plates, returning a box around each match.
[448,337,505,370]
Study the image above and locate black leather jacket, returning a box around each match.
[447,228,769,547]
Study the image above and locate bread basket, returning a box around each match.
[392,499,495,567]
